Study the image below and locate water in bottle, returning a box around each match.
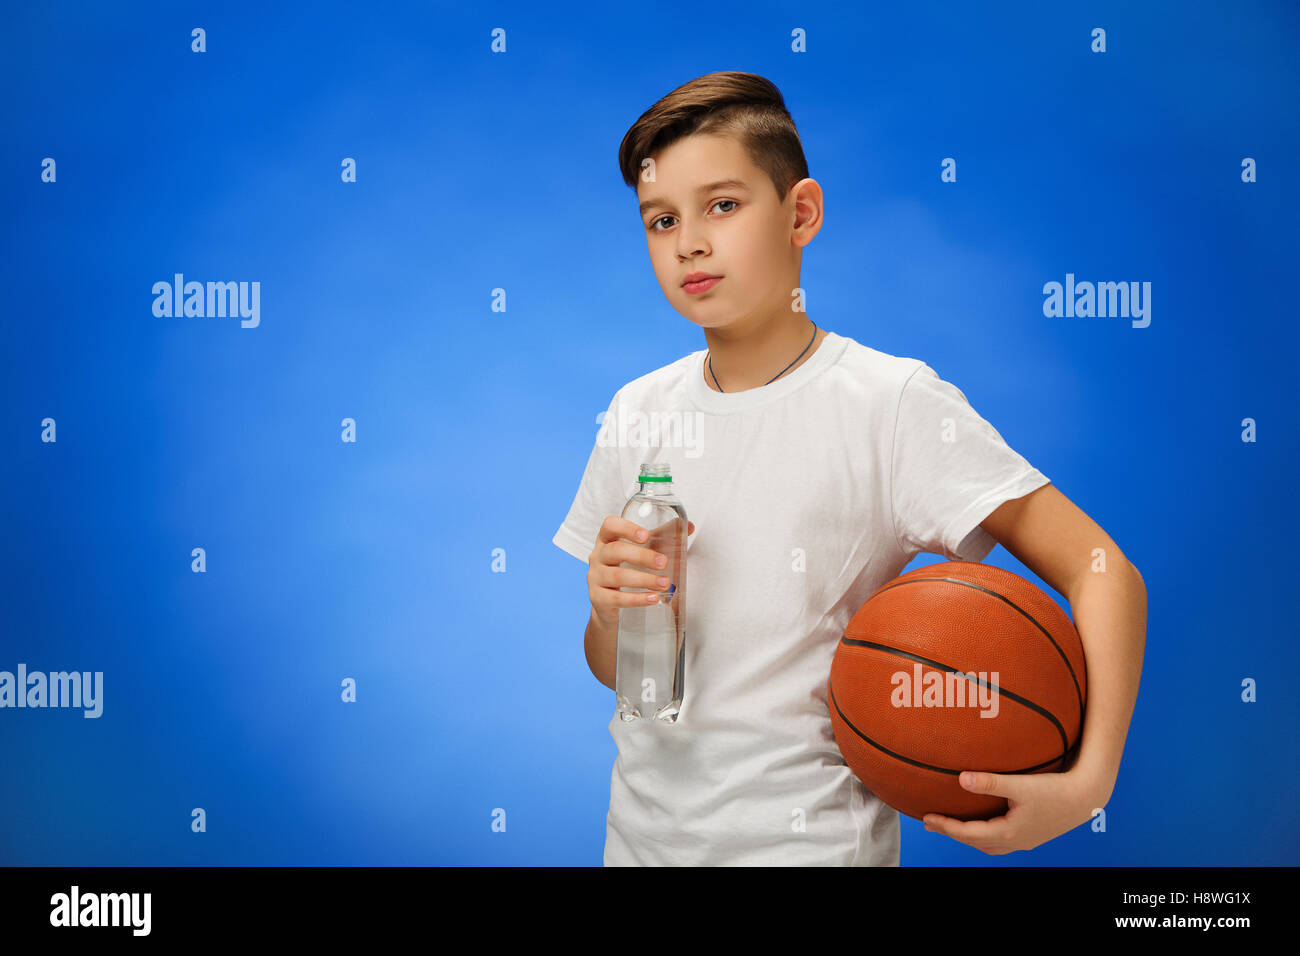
[616,462,688,723]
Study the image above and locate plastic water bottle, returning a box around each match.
[616,462,688,722]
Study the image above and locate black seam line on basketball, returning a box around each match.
[869,576,1084,724]
[839,635,1068,760]
[827,682,1066,776]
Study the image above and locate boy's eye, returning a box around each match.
[648,200,739,233]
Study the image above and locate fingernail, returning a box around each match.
[637,530,648,540]
[656,555,666,567]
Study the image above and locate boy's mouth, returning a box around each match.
[682,274,723,295]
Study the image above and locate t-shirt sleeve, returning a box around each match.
[890,363,1050,563]
[552,390,634,564]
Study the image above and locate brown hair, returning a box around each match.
[617,72,809,202]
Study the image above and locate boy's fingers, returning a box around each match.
[598,516,647,543]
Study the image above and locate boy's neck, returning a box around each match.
[701,315,825,393]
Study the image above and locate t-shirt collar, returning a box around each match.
[687,330,847,413]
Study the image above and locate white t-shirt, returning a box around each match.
[551,330,1050,866]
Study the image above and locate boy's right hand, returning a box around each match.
[587,515,694,626]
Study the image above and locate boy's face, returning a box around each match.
[636,132,810,331]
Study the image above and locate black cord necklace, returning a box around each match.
[708,320,819,393]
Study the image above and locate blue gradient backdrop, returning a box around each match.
[2,1,1296,865]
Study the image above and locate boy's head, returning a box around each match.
[619,72,823,334]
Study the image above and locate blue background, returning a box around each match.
[2,0,1296,866]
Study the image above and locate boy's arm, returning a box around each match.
[585,606,618,691]
[978,481,1146,802]
[922,481,1146,853]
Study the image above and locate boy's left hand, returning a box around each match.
[921,768,1108,854]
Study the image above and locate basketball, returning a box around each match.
[828,561,1087,822]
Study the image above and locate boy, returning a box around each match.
[552,72,1146,865]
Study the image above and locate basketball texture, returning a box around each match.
[828,561,1086,822]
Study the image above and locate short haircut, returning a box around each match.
[618,71,809,202]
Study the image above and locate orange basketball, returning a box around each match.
[828,561,1086,822]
